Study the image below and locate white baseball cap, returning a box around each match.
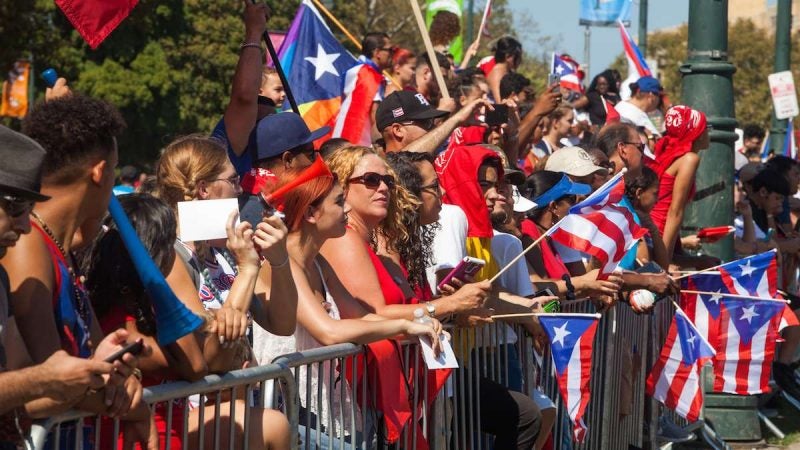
[511,185,537,213]
[545,146,609,178]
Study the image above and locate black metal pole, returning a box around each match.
[262,29,299,113]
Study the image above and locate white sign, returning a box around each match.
[768,71,799,120]
[177,198,239,242]
[419,334,459,369]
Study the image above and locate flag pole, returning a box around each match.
[309,0,403,89]
[409,0,452,100]
[671,250,777,281]
[681,290,790,303]
[261,27,299,113]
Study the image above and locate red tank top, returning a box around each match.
[649,173,696,235]
[365,243,419,305]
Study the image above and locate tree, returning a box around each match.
[611,19,800,128]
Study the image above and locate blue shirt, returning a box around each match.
[617,196,642,271]
[212,118,253,177]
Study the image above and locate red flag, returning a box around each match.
[56,0,138,49]
[602,96,620,124]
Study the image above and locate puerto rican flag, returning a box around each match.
[602,96,621,123]
[548,169,647,277]
[332,56,385,146]
[538,313,600,442]
[551,53,583,93]
[713,298,798,394]
[646,308,716,422]
[618,20,651,78]
[680,273,725,348]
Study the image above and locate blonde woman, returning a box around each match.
[155,135,296,449]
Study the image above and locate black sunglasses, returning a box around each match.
[349,172,396,189]
[401,118,436,132]
[623,141,645,152]
[1,195,34,218]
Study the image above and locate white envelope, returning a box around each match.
[419,334,459,370]
[177,198,240,242]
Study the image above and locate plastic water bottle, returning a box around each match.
[414,307,432,325]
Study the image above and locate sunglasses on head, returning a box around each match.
[349,172,396,189]
[1,195,34,218]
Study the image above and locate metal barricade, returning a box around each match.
[24,362,297,450]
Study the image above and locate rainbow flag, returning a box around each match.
[277,0,357,141]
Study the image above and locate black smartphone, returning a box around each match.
[103,339,145,363]
[532,288,556,298]
[484,104,509,126]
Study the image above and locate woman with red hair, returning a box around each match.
[385,48,417,97]
[645,105,710,261]
[258,160,444,442]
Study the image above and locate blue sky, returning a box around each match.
[507,0,690,79]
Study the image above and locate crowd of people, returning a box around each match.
[1,3,800,450]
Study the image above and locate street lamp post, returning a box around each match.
[768,0,793,156]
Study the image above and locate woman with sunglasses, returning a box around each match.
[521,171,623,304]
[645,105,710,262]
[320,147,489,323]
[261,161,443,439]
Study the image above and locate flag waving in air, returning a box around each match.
[278,0,357,141]
[647,308,716,422]
[538,313,600,442]
[548,170,647,277]
[618,20,651,78]
[56,0,138,49]
[551,53,583,93]
[713,298,798,394]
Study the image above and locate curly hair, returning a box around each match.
[83,194,177,337]
[385,152,439,290]
[429,11,461,47]
[155,134,229,209]
[325,146,416,254]
[23,94,126,185]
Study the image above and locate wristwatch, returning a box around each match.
[424,301,436,318]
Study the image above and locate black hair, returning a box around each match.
[499,72,531,100]
[764,155,798,176]
[624,166,659,199]
[362,32,389,59]
[385,152,438,290]
[83,194,177,337]
[751,166,791,196]
[493,37,523,66]
[319,138,351,160]
[597,122,636,157]
[23,94,126,185]
[588,69,620,94]
[418,51,452,71]
[743,124,766,140]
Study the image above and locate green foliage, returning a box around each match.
[0,0,545,164]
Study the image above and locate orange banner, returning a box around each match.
[1,61,30,119]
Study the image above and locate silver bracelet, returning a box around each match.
[270,255,290,268]
[240,42,262,52]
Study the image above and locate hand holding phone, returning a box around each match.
[103,339,145,363]
[437,257,486,292]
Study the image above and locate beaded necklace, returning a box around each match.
[31,212,92,336]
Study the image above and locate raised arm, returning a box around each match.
[403,98,493,154]
[251,215,298,336]
[223,1,270,155]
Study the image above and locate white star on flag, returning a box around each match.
[686,335,697,348]
[706,290,723,304]
[305,44,340,81]
[555,65,565,74]
[552,322,571,347]
[739,259,756,277]
[739,305,759,324]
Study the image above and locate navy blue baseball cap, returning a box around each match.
[250,113,330,162]
[528,173,591,208]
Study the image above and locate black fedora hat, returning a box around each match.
[0,125,50,201]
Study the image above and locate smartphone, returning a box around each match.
[437,257,486,292]
[532,288,556,298]
[484,104,509,126]
[103,339,145,363]
[547,73,561,91]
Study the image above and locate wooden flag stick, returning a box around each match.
[489,227,553,283]
[309,0,402,89]
[409,0,451,100]
[681,290,790,303]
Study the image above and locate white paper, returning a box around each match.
[419,334,459,370]
[177,198,239,242]
[769,71,799,120]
